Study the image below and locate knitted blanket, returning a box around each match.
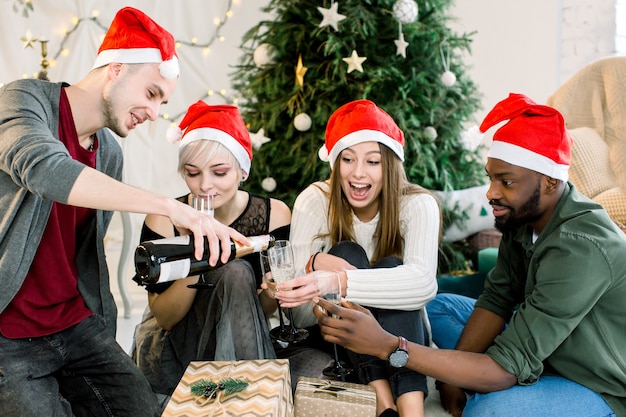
[547,56,626,227]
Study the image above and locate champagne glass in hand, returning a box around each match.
[267,240,309,343]
[191,194,214,217]
[316,271,353,380]
[187,194,215,289]
[260,249,289,342]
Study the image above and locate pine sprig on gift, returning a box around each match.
[190,378,249,399]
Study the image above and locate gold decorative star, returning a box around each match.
[20,30,37,49]
[295,55,308,86]
[395,33,409,58]
[317,2,346,32]
[342,50,367,74]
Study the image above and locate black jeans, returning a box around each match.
[330,241,429,399]
[0,314,159,417]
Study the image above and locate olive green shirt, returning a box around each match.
[477,183,626,416]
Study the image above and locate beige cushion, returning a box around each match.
[593,187,626,227]
[568,127,617,198]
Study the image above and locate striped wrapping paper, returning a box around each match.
[162,359,293,417]
[294,377,376,417]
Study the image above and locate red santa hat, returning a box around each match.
[319,99,404,165]
[92,7,179,79]
[481,93,571,181]
[166,100,252,174]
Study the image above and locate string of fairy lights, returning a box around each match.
[16,1,239,123]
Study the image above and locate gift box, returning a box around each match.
[294,377,376,417]
[162,359,293,417]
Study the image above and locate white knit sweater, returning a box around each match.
[289,181,440,327]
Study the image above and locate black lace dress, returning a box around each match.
[132,192,288,398]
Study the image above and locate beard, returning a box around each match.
[493,184,542,233]
[102,94,126,138]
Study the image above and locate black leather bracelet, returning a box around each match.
[311,252,321,271]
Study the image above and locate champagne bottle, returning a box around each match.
[134,234,275,285]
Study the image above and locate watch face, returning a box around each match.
[389,349,409,367]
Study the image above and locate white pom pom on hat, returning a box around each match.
[165,125,183,144]
[320,99,404,166]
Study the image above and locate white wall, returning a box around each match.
[450,0,615,123]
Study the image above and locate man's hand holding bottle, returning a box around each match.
[167,199,248,264]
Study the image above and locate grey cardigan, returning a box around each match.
[0,79,123,336]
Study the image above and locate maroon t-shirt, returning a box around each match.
[0,88,98,338]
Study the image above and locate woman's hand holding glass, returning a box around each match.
[274,271,342,308]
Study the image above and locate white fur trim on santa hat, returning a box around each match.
[180,127,251,174]
[488,140,569,181]
[321,129,405,166]
[92,48,180,79]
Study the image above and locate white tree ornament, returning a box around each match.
[424,126,438,141]
[394,32,409,58]
[317,2,346,31]
[342,50,367,73]
[294,112,312,131]
[253,43,274,67]
[262,177,277,192]
[440,40,456,87]
[250,128,271,150]
[393,0,418,24]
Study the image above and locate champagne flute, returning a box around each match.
[267,240,309,343]
[317,271,353,380]
[187,194,215,289]
[191,194,214,217]
[259,249,290,342]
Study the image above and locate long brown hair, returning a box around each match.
[320,143,439,263]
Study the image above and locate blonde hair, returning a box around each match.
[322,143,439,263]
[178,140,243,181]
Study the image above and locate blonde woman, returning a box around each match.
[132,101,290,405]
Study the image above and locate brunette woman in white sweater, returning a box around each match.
[273,100,440,417]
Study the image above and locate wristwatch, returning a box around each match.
[388,336,409,367]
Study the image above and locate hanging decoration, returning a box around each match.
[262,177,277,192]
[424,126,438,142]
[394,33,409,58]
[439,40,457,87]
[342,50,367,74]
[253,43,274,67]
[317,1,346,32]
[250,128,271,150]
[295,54,308,86]
[392,0,418,58]
[294,112,312,131]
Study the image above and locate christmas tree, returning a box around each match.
[232,0,486,273]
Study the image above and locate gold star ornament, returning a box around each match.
[20,30,37,49]
[342,50,367,74]
[295,55,308,86]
